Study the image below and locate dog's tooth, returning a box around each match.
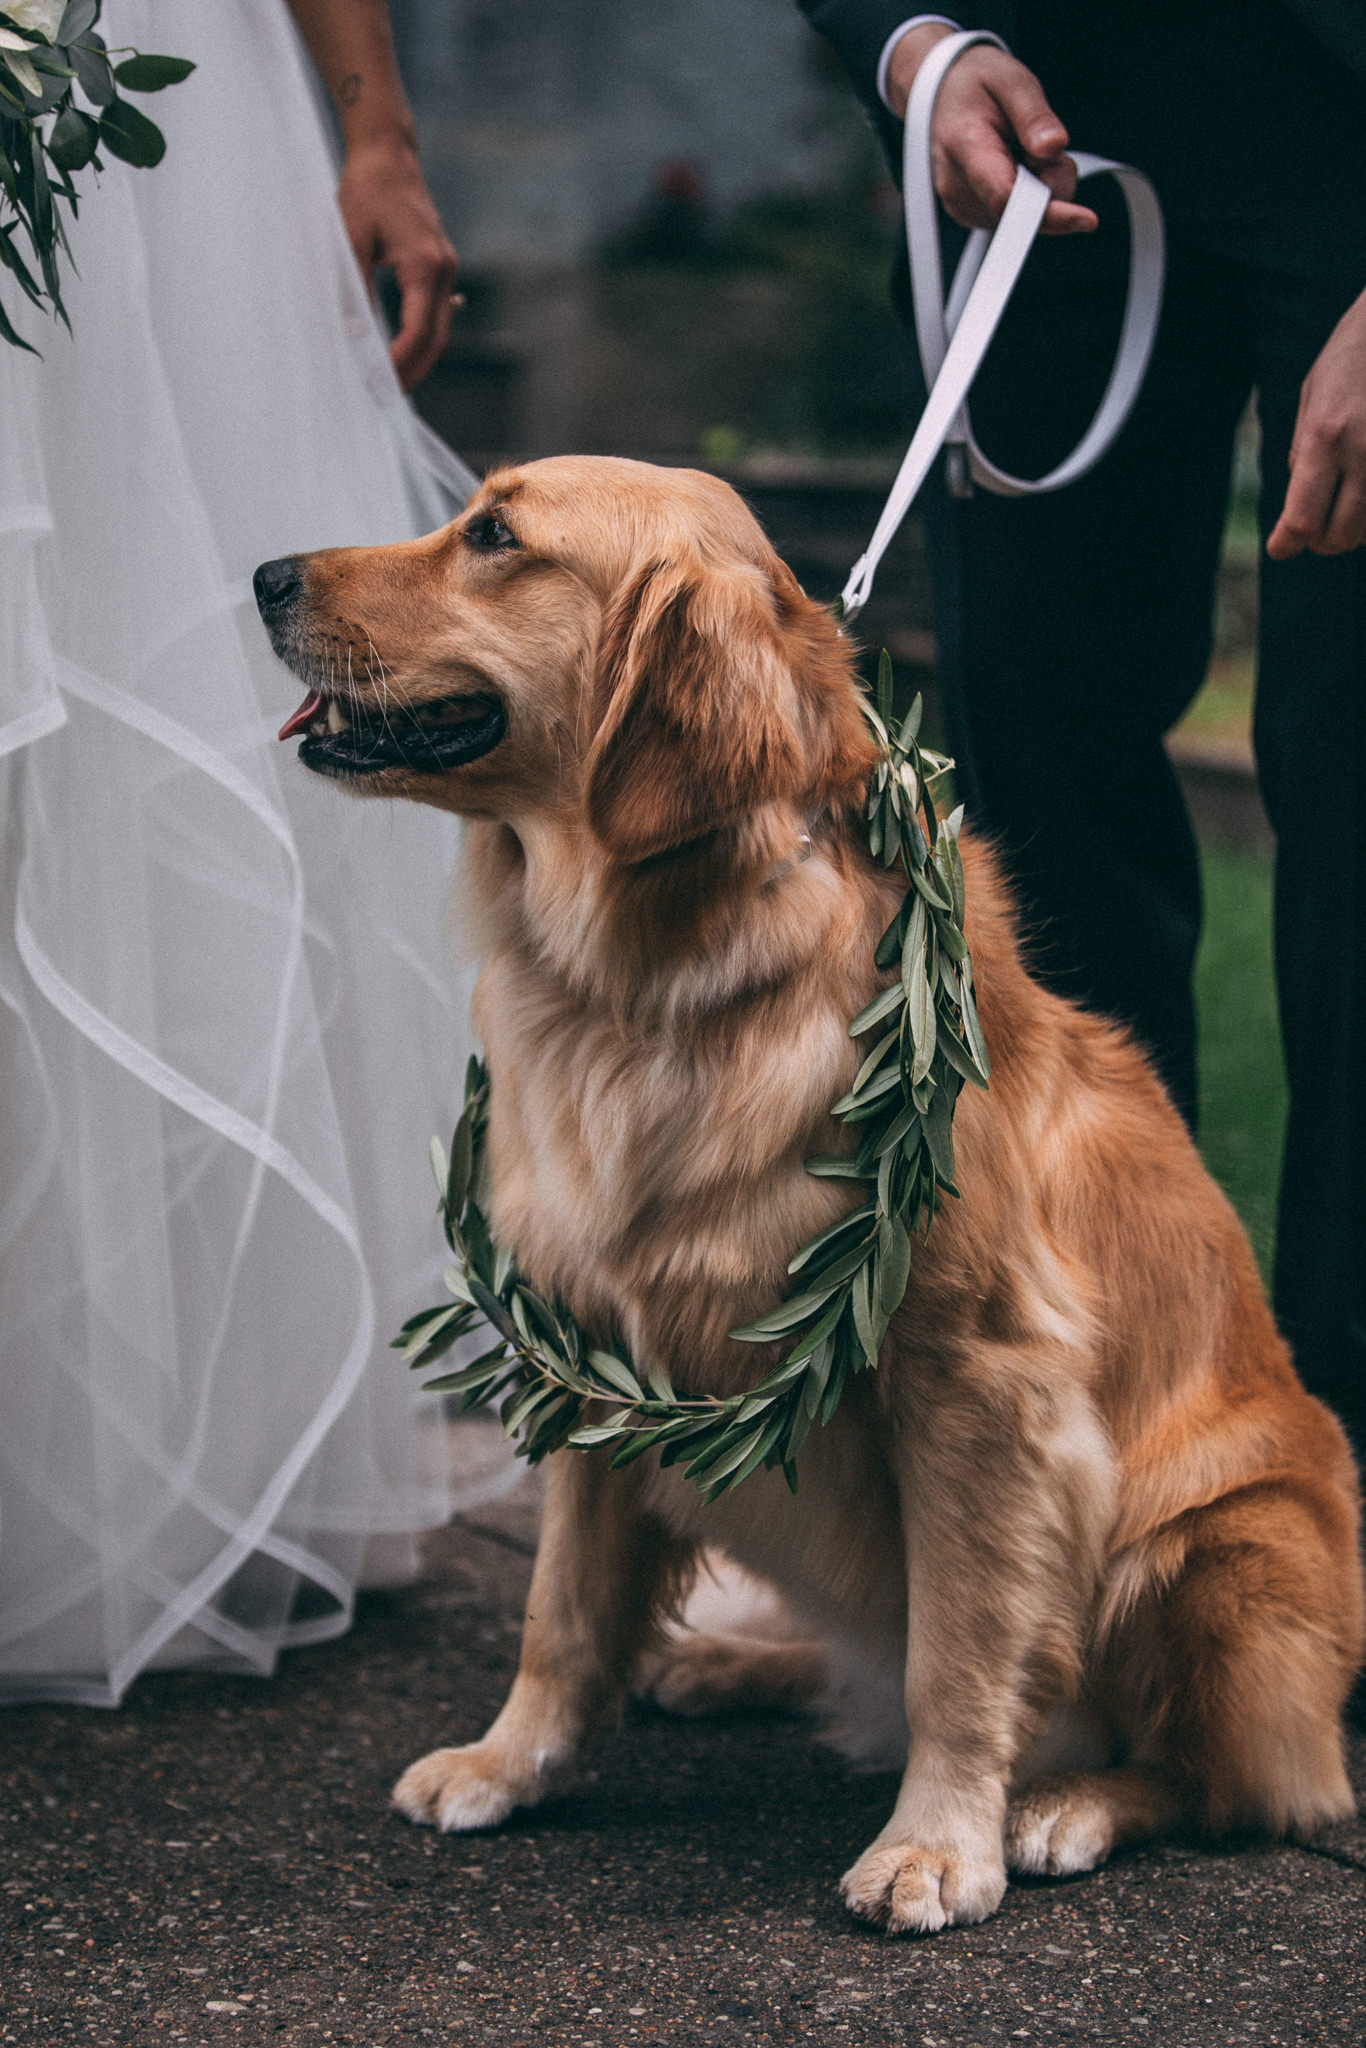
[326,699,350,734]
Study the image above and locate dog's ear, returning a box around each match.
[586,553,807,863]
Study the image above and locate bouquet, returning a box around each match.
[0,0,193,350]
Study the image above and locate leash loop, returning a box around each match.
[841,29,1165,619]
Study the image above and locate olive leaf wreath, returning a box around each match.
[0,0,194,352]
[396,661,990,1505]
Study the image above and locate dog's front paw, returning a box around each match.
[392,1742,536,1833]
[840,1839,1006,1935]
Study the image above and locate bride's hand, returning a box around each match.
[338,134,459,393]
[285,0,458,393]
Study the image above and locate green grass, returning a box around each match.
[1195,846,1285,1280]
[1175,652,1254,747]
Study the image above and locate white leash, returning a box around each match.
[841,30,1166,619]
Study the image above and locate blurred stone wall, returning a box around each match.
[390,0,847,273]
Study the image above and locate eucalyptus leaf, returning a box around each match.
[0,284,38,350]
[28,126,51,247]
[57,0,99,42]
[68,39,112,105]
[112,52,195,92]
[98,96,165,167]
[46,101,96,169]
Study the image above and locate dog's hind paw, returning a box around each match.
[1005,1780,1115,1877]
[840,1840,1006,1935]
[638,1632,826,1718]
[1004,1768,1179,1876]
[392,1743,528,1833]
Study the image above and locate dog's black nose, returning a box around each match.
[253,557,302,614]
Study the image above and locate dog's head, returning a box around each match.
[257,456,873,862]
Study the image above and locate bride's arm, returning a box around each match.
[286,0,458,392]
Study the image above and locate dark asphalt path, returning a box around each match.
[3,1471,1364,2047]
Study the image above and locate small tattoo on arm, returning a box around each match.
[339,72,363,108]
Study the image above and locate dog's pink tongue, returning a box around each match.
[279,690,323,742]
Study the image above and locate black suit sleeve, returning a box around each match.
[795,1,933,167]
[1283,0,1366,77]
[795,4,1018,175]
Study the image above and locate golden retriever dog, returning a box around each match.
[255,456,1362,1934]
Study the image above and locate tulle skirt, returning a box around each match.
[0,0,516,1706]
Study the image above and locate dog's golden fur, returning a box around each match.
[269,456,1362,1933]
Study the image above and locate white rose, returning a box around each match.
[0,0,65,95]
[3,1,66,38]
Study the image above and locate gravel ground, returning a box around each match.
[3,1473,1364,2048]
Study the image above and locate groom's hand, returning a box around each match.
[884,22,1097,237]
[1267,289,1366,560]
[338,136,459,392]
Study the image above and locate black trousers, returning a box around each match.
[918,2,1366,1449]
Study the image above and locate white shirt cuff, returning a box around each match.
[876,16,962,112]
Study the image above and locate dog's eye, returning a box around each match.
[466,512,518,553]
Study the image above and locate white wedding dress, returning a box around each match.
[0,0,516,1706]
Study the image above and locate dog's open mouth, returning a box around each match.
[277,689,507,777]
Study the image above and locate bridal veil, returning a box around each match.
[0,0,516,1705]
